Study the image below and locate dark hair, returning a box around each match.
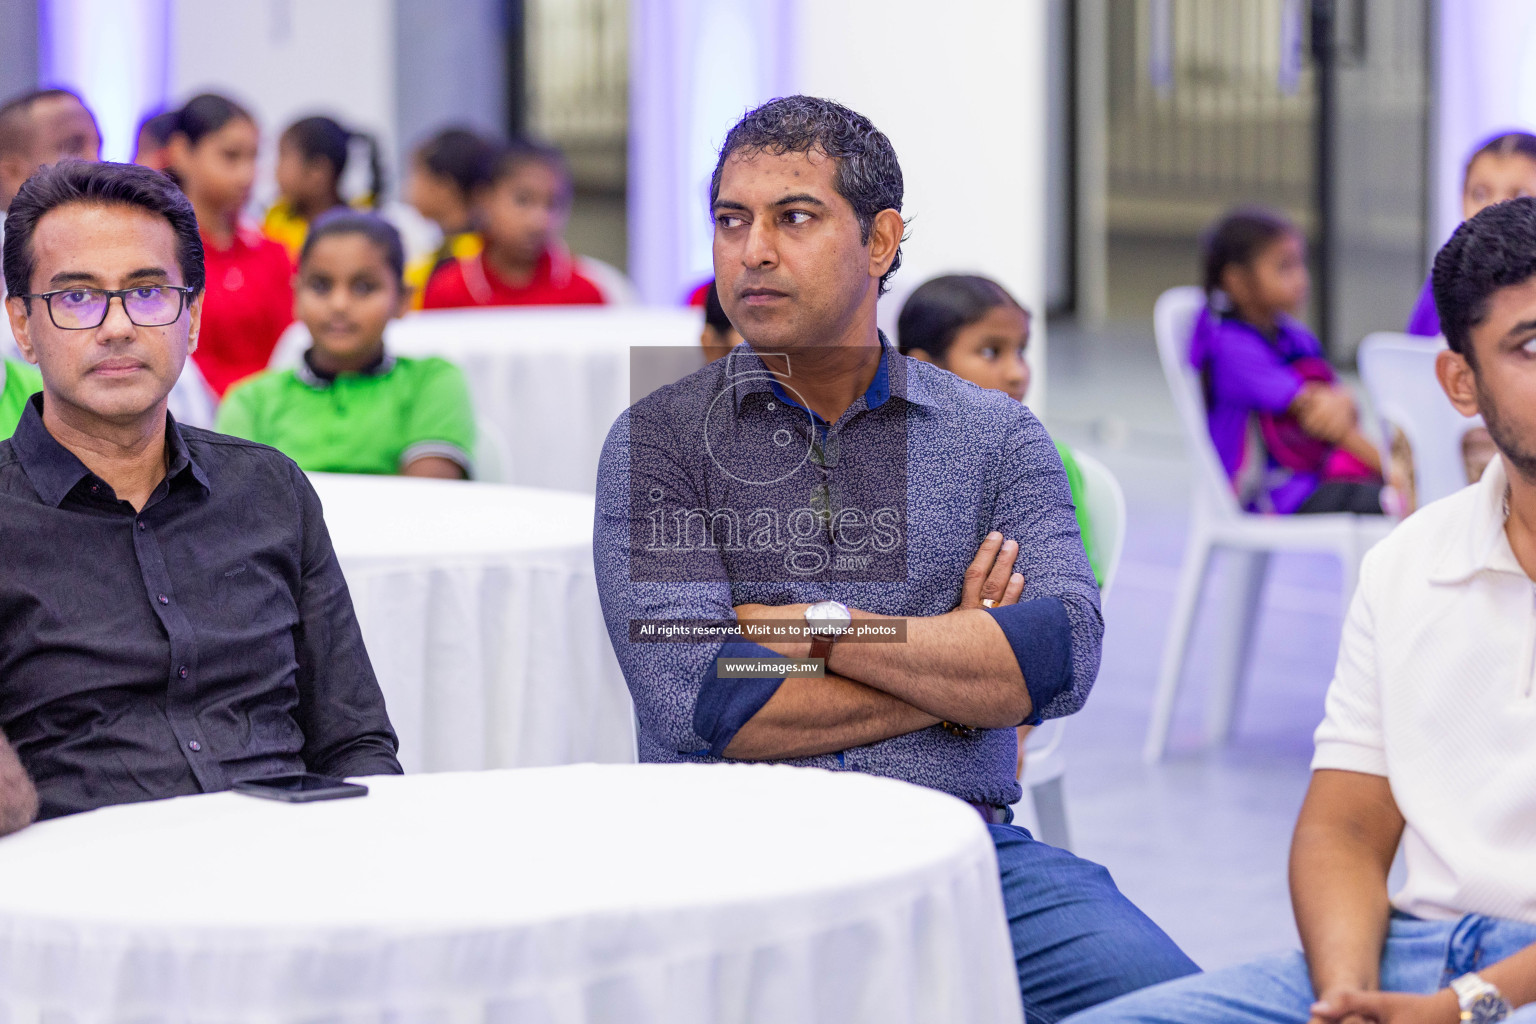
[1464,131,1536,189]
[1200,206,1298,305]
[710,95,905,294]
[3,161,205,301]
[897,275,1026,359]
[135,109,179,150]
[489,136,572,199]
[0,88,92,158]
[282,115,384,206]
[299,209,406,284]
[1432,195,1536,364]
[702,279,733,334]
[413,126,498,199]
[171,93,254,148]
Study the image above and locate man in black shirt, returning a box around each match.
[0,161,400,832]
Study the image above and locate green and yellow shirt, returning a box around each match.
[216,351,476,476]
[0,359,43,439]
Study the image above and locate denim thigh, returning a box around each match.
[990,823,1199,1024]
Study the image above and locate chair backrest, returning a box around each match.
[474,415,507,483]
[1356,332,1482,506]
[1153,286,1243,520]
[1069,450,1128,602]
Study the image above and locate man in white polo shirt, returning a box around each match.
[1065,198,1536,1024]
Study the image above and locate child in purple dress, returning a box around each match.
[1192,208,1383,515]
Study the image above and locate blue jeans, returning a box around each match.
[990,824,1200,1023]
[1061,912,1536,1024]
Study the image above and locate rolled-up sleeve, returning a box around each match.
[986,408,1103,721]
[289,464,402,777]
[593,408,786,756]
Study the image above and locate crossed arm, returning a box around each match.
[1296,769,1536,1024]
[723,533,1029,760]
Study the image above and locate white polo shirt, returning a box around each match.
[1314,454,1536,924]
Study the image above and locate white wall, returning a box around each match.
[786,0,1050,409]
[1433,0,1536,252]
[167,0,397,209]
[629,0,1050,407]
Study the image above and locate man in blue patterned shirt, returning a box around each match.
[594,96,1197,1021]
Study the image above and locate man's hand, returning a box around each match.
[1311,988,1458,1024]
[0,729,38,838]
[959,531,1025,610]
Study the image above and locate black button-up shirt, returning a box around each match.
[0,397,400,818]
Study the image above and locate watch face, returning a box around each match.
[1469,992,1510,1024]
[805,600,852,632]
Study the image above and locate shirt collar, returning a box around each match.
[726,332,932,417]
[11,394,210,508]
[296,347,396,389]
[1427,454,1524,584]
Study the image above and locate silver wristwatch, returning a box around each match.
[1451,973,1511,1024]
[804,600,851,662]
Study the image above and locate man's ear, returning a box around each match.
[1436,346,1480,417]
[867,208,904,282]
[186,292,204,356]
[5,295,37,364]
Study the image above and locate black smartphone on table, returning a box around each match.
[232,773,369,803]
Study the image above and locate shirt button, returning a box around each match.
[137,521,146,531]
[178,665,189,679]
[187,740,202,752]
[157,594,169,605]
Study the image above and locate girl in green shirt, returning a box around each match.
[0,359,44,439]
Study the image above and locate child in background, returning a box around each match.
[403,127,497,301]
[217,211,475,478]
[1194,208,1383,515]
[699,280,742,362]
[421,138,606,309]
[1407,132,1536,337]
[132,109,177,171]
[896,274,1102,585]
[263,115,385,260]
[166,93,293,397]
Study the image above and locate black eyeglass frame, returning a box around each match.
[11,286,197,330]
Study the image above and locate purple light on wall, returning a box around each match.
[38,0,171,162]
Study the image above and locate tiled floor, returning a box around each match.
[1034,317,1365,970]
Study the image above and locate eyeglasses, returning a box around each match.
[14,286,196,330]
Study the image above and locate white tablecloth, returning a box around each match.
[308,472,634,773]
[0,765,1024,1024]
[272,307,706,492]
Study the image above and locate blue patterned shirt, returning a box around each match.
[593,340,1101,807]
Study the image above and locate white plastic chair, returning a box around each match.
[1015,449,1127,850]
[1142,287,1393,763]
[1356,332,1483,507]
[473,416,506,483]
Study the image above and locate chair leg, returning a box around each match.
[1143,533,1214,763]
[1030,775,1072,851]
[1204,549,1269,747]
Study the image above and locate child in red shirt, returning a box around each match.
[421,138,605,309]
[166,93,293,396]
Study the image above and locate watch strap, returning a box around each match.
[808,636,834,664]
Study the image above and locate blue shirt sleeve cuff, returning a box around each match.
[984,597,1075,725]
[692,640,787,756]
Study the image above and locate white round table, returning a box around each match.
[307,472,635,774]
[272,307,706,492]
[0,764,1024,1024]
